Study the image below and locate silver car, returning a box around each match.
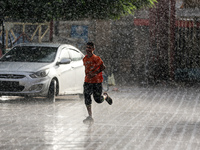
[0,43,85,101]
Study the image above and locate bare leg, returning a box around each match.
[83,105,94,124]
[86,105,92,117]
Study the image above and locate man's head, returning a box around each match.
[86,42,95,49]
[86,42,95,56]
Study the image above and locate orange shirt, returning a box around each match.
[83,54,104,83]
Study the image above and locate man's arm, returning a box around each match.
[88,63,105,78]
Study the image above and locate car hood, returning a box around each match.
[0,62,53,72]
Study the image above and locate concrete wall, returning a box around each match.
[111,16,136,84]
[51,3,200,85]
[133,26,149,84]
[53,15,150,85]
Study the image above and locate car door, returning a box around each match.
[57,48,75,94]
[68,48,85,93]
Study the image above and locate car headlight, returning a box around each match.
[30,69,49,78]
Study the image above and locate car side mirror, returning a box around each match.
[57,58,71,65]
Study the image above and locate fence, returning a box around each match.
[0,22,51,49]
[175,17,200,81]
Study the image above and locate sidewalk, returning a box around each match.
[0,85,200,150]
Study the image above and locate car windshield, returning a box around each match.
[0,46,58,62]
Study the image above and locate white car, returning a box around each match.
[0,43,85,101]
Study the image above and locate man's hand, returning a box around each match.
[87,63,106,79]
[87,71,97,78]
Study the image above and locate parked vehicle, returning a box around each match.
[0,43,85,102]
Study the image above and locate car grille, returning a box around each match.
[0,81,24,92]
[0,74,25,79]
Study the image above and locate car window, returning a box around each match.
[59,48,70,60]
[68,49,82,61]
[0,46,57,63]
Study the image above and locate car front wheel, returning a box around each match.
[47,79,56,102]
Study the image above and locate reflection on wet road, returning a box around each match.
[1,85,200,150]
[0,95,86,150]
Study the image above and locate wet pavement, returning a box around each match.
[1,85,200,150]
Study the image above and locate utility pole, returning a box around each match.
[149,0,170,82]
[169,0,176,80]
[49,20,53,42]
[0,2,5,54]
[0,18,5,54]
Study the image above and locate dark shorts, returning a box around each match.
[84,82,104,105]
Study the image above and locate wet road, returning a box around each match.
[1,85,200,150]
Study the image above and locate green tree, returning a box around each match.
[0,0,156,22]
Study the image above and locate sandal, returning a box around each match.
[103,92,113,105]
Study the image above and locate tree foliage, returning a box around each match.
[0,0,156,22]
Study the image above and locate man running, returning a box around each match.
[83,42,113,124]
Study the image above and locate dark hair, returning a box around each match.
[86,42,95,48]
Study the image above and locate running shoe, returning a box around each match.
[103,92,113,105]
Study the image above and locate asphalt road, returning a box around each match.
[0,84,200,150]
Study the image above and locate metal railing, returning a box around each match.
[175,17,200,81]
[0,22,51,49]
